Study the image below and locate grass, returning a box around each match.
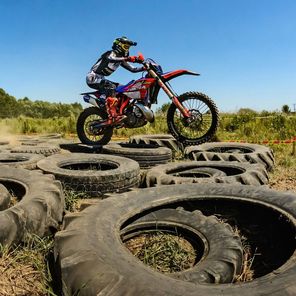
[1,113,295,143]
[64,189,94,212]
[269,144,296,192]
[0,234,56,296]
[124,230,196,273]
[0,113,295,291]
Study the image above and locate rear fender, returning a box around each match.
[83,94,106,109]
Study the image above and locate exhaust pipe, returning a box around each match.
[135,103,154,123]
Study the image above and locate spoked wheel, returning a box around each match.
[167,92,219,146]
[76,107,113,145]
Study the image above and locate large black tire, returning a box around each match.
[39,133,63,139]
[0,147,10,153]
[59,143,102,154]
[146,161,269,187]
[0,153,45,170]
[10,145,61,157]
[54,184,296,295]
[0,140,10,145]
[122,207,243,283]
[37,153,140,196]
[77,107,113,145]
[167,92,219,146]
[184,142,275,171]
[129,134,183,153]
[0,166,64,247]
[102,142,172,168]
[0,183,11,211]
[19,138,48,146]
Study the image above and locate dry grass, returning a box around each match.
[125,231,196,273]
[64,190,91,212]
[269,144,296,193]
[0,234,55,296]
[269,166,296,193]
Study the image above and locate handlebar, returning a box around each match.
[133,54,162,74]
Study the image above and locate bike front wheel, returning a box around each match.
[167,92,219,146]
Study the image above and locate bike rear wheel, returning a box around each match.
[76,107,113,145]
[167,92,219,146]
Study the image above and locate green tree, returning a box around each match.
[0,88,83,119]
[282,104,291,114]
[156,102,171,115]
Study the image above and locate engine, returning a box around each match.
[124,105,148,128]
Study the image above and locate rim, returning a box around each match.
[84,114,107,143]
[173,97,214,140]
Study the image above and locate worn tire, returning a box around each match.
[0,147,11,153]
[0,153,45,170]
[11,145,61,157]
[37,153,140,196]
[0,166,64,247]
[129,134,183,153]
[19,139,48,146]
[122,207,243,283]
[54,184,296,295]
[184,142,275,171]
[0,183,11,211]
[39,133,63,139]
[0,140,10,145]
[102,142,172,168]
[146,161,269,187]
[59,143,102,154]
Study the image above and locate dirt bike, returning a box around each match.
[77,54,219,146]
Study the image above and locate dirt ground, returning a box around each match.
[269,166,296,193]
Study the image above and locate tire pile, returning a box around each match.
[1,134,295,296]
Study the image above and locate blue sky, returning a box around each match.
[0,0,295,112]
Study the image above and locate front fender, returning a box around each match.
[149,70,200,104]
[161,70,200,82]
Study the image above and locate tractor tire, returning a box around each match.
[184,142,275,171]
[145,161,269,187]
[0,183,11,211]
[0,166,64,247]
[11,145,61,157]
[122,207,243,283]
[129,134,183,153]
[54,184,296,296]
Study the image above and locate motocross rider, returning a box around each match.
[86,36,145,124]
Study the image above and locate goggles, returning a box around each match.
[119,42,131,51]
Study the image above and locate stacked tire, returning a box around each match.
[55,184,296,295]
[4,133,293,296]
[102,142,172,168]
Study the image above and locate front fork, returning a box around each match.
[148,69,190,118]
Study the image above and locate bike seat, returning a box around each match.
[115,80,135,92]
[80,91,100,95]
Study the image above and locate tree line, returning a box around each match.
[0,88,82,119]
